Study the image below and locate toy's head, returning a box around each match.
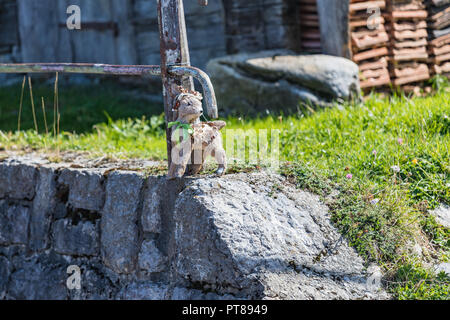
[172,85,204,124]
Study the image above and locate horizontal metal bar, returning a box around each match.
[0,63,162,76]
[0,63,219,118]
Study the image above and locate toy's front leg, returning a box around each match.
[187,145,204,175]
[168,140,193,179]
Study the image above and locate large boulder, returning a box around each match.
[172,172,387,300]
[207,50,361,115]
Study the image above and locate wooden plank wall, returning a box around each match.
[0,0,19,63]
[16,0,136,64]
[13,0,226,69]
[133,0,226,68]
[299,0,322,53]
[222,0,302,54]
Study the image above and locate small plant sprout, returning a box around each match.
[17,76,26,132]
[28,76,39,133]
[41,97,49,135]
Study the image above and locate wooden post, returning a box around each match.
[157,0,194,168]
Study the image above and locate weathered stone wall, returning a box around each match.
[0,158,187,300]
[0,156,388,300]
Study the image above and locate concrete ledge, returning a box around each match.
[0,156,389,300]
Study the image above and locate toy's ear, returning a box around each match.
[191,90,203,100]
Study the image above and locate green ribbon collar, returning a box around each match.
[168,121,194,140]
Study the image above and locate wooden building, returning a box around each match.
[0,0,447,88]
[0,0,348,69]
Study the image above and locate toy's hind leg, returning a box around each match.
[187,163,204,175]
[214,147,227,176]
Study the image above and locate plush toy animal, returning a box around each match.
[167,85,227,179]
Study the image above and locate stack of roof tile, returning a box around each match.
[349,0,391,89]
[387,0,431,86]
[299,0,322,53]
[427,0,450,78]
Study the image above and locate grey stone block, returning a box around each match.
[138,240,167,274]
[0,200,30,246]
[141,177,163,234]
[29,167,57,252]
[117,282,168,300]
[67,260,119,300]
[7,253,68,300]
[53,201,68,220]
[52,219,99,256]
[170,287,238,300]
[0,162,36,200]
[58,169,105,211]
[0,166,8,199]
[0,256,12,299]
[430,204,450,229]
[101,171,144,274]
[434,263,450,276]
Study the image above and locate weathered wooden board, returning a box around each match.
[58,0,117,64]
[223,0,301,54]
[0,0,19,48]
[17,0,71,62]
[16,0,225,68]
[16,0,137,64]
[317,0,351,58]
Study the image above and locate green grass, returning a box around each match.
[0,77,449,299]
[0,80,162,133]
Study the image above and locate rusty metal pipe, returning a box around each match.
[169,66,218,118]
[0,62,218,118]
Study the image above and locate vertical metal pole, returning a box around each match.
[157,0,194,168]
